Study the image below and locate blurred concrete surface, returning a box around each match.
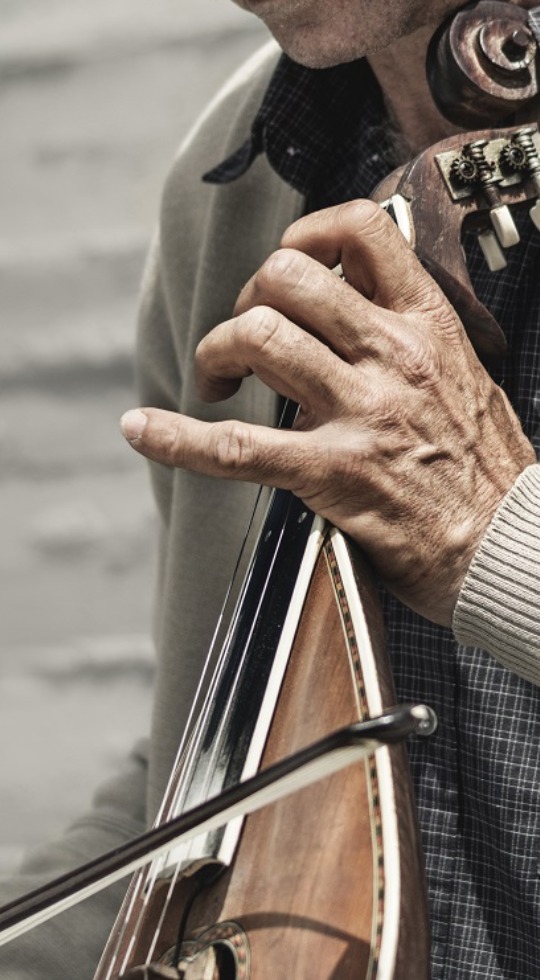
[0,0,268,873]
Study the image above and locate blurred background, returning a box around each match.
[0,0,268,873]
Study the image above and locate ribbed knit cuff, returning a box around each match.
[453,464,540,686]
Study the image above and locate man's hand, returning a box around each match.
[121,200,535,626]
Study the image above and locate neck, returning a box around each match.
[368,25,461,158]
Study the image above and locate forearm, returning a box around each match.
[453,464,540,686]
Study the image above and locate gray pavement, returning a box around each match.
[0,1,268,872]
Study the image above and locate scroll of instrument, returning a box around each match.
[1,2,540,978]
[373,0,540,368]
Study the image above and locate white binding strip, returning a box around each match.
[219,512,326,864]
[330,529,400,980]
[152,512,326,873]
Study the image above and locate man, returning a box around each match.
[2,1,539,977]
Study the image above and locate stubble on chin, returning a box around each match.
[247,0,449,69]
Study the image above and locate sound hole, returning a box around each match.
[160,923,249,980]
[178,943,237,979]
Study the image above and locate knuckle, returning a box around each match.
[210,420,256,473]
[339,198,390,241]
[165,420,187,467]
[195,329,215,364]
[237,305,283,356]
[398,330,442,388]
[429,295,463,339]
[256,248,308,294]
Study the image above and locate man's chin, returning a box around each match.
[276,33,369,69]
[284,48,365,69]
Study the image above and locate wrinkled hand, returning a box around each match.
[121,201,535,626]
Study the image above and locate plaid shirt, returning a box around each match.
[205,55,540,980]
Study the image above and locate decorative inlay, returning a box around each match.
[324,538,385,979]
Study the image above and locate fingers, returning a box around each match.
[280,199,454,322]
[231,200,463,380]
[233,247,387,364]
[120,407,320,490]
[195,304,354,410]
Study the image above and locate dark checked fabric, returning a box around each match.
[205,54,540,980]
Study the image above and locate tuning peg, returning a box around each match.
[489,204,520,248]
[463,139,520,248]
[477,228,508,271]
[530,200,540,231]
[501,127,540,231]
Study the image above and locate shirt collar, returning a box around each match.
[203,53,397,209]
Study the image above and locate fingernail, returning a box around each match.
[120,409,148,443]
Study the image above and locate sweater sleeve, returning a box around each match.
[0,740,148,980]
[453,464,540,686]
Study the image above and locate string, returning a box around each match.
[111,400,298,972]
